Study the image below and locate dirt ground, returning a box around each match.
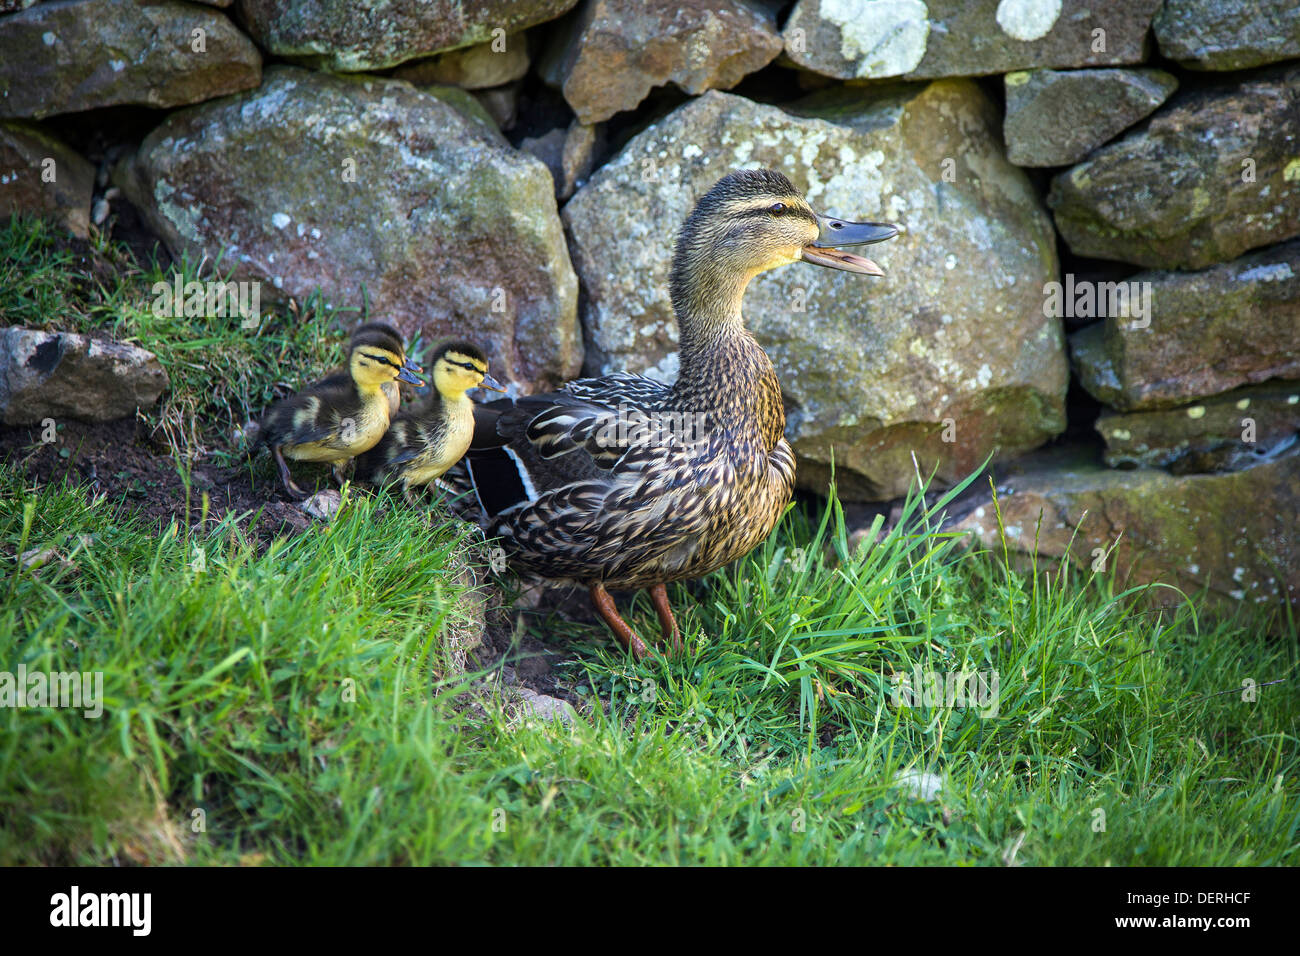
[0,417,315,539]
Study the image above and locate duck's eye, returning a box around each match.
[768,202,787,215]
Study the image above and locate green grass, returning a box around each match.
[0,216,351,460]
[2,463,1296,865]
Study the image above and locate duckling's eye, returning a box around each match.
[768,202,787,216]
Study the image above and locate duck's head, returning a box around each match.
[347,322,424,389]
[429,341,505,399]
[670,169,900,313]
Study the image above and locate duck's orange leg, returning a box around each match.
[648,583,682,655]
[589,582,650,660]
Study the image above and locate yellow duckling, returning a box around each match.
[355,342,503,498]
[256,322,423,499]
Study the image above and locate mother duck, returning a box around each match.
[449,169,899,659]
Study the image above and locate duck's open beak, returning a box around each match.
[478,373,506,392]
[799,215,901,276]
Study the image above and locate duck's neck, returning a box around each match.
[669,264,785,451]
[672,254,759,374]
[434,389,473,421]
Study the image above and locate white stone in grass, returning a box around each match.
[19,546,63,569]
[301,489,342,521]
[894,768,945,801]
[515,687,577,725]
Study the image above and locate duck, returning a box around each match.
[444,168,899,659]
[351,321,421,424]
[255,321,424,499]
[354,341,504,499]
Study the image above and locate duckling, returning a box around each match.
[355,342,504,499]
[346,322,413,418]
[443,168,899,659]
[256,322,424,499]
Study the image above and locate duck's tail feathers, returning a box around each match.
[466,446,539,518]
[442,446,536,523]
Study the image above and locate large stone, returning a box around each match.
[519,128,567,193]
[560,121,601,197]
[562,85,1067,501]
[1069,240,1300,411]
[1003,68,1176,167]
[391,34,530,90]
[410,84,507,145]
[1155,0,1300,71]
[1048,66,1300,270]
[0,328,169,425]
[951,445,1300,613]
[471,85,519,131]
[0,0,261,119]
[119,67,581,392]
[0,120,94,236]
[540,0,783,123]
[1096,380,1300,472]
[519,120,602,200]
[236,0,578,72]
[782,0,1160,81]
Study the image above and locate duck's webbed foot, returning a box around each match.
[273,446,308,500]
[589,582,650,660]
[649,583,683,655]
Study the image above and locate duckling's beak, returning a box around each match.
[800,215,900,276]
[478,373,506,392]
[397,355,424,385]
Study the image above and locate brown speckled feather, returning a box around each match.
[446,329,795,589]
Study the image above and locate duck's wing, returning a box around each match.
[257,374,364,449]
[444,373,673,520]
[354,417,418,482]
[379,424,428,469]
[562,372,674,407]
